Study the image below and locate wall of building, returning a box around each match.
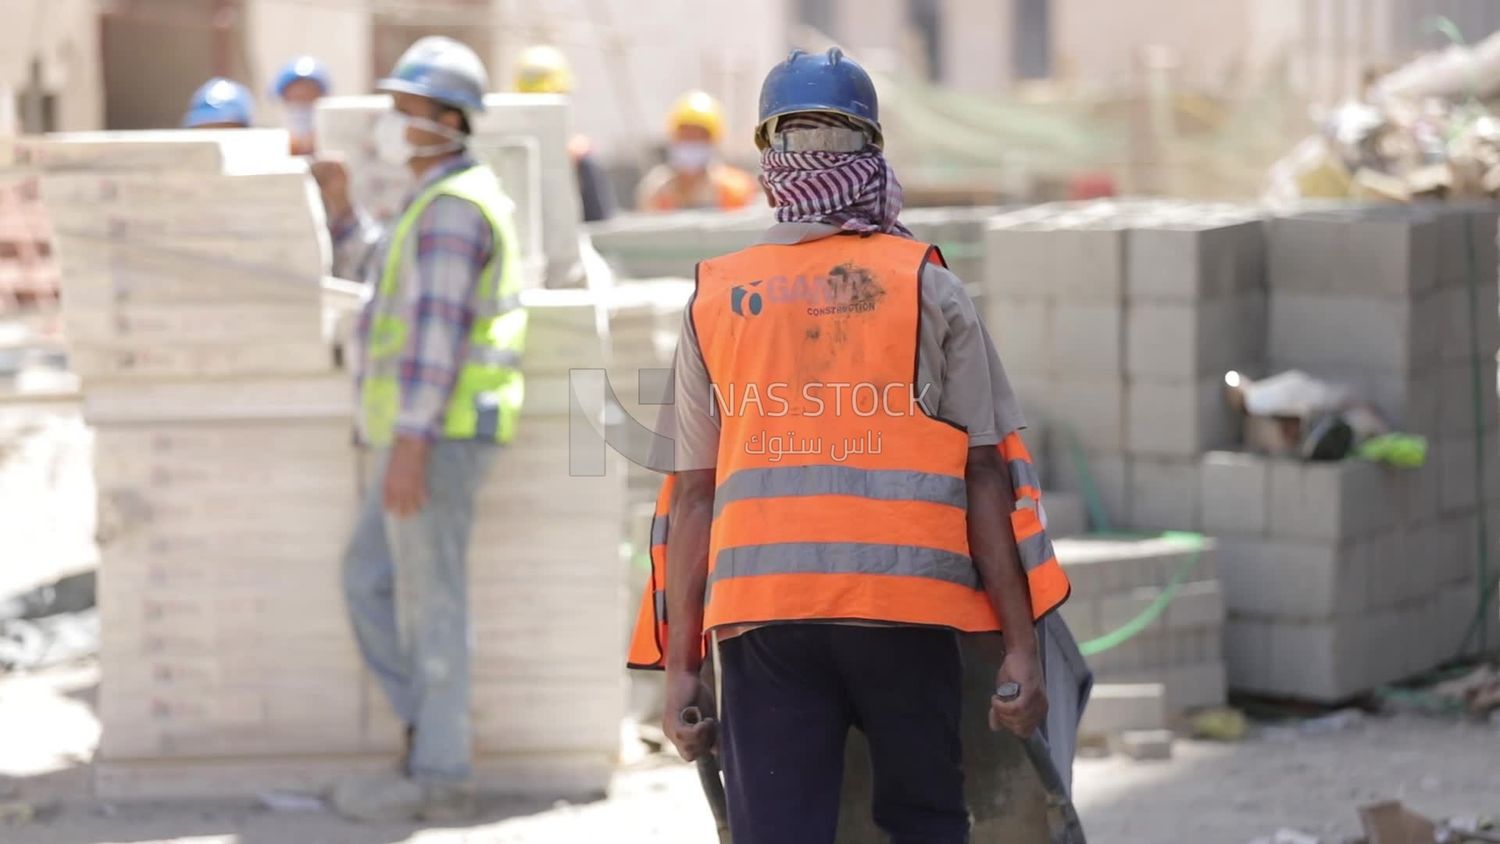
[246,0,372,126]
[1,0,103,132]
[493,0,788,167]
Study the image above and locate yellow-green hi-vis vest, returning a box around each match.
[360,164,527,447]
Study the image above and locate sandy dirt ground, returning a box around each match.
[1,661,1497,844]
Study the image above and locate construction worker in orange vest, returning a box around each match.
[636,90,758,213]
[643,48,1065,844]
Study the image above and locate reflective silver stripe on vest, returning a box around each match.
[494,294,523,314]
[653,589,667,621]
[1016,529,1055,573]
[1009,459,1041,493]
[713,466,966,519]
[710,542,980,590]
[470,347,524,368]
[651,515,669,547]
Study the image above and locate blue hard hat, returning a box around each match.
[756,48,881,149]
[378,36,489,114]
[182,78,254,128]
[272,56,331,98]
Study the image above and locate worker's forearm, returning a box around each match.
[967,454,1038,654]
[665,484,713,674]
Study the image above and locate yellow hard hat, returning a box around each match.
[515,45,573,94]
[667,90,725,143]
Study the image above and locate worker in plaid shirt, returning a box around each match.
[310,37,526,823]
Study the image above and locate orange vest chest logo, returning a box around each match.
[727,262,887,318]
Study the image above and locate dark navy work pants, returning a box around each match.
[717,623,970,844]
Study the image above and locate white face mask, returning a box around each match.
[373,110,465,166]
[668,141,713,173]
[284,104,316,137]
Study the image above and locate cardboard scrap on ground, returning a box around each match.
[1359,801,1438,844]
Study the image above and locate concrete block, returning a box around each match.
[1436,357,1500,437]
[984,225,1054,298]
[1267,214,1346,293]
[1126,227,1204,301]
[984,295,1050,377]
[1165,661,1228,710]
[1216,537,1358,619]
[1110,729,1174,760]
[1436,204,1500,287]
[1223,618,1272,692]
[1270,208,1437,295]
[1165,580,1226,629]
[1359,531,1403,612]
[1051,302,1123,377]
[1438,282,1500,363]
[1126,457,1201,531]
[1269,293,1417,375]
[1078,683,1166,738]
[1042,490,1087,537]
[1359,609,1406,690]
[1266,619,1360,702]
[1054,226,1125,303]
[1099,588,1159,634]
[1429,517,1470,587]
[1127,378,1235,457]
[1200,451,1269,535]
[1435,433,1500,514]
[1048,449,1130,529]
[1029,378,1126,454]
[1126,297,1263,382]
[1058,594,1102,642]
[1267,459,1391,542]
[1343,211,1437,296]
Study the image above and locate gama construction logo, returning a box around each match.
[730,281,764,317]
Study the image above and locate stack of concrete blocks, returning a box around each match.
[40,131,627,798]
[1206,453,1479,702]
[1056,533,1228,719]
[316,94,581,289]
[461,291,627,794]
[585,210,773,280]
[984,201,1266,534]
[1212,203,1500,702]
[34,130,366,796]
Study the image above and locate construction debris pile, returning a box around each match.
[1272,28,1500,204]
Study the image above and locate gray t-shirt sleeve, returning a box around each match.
[667,294,722,471]
[916,262,1026,448]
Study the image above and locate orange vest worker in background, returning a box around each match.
[636,90,757,213]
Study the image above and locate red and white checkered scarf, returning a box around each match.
[760,113,912,238]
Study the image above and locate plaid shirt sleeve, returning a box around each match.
[329,207,382,281]
[394,195,496,440]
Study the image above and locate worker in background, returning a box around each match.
[309,36,526,823]
[271,55,331,155]
[514,44,616,222]
[658,48,1054,843]
[636,90,756,212]
[181,78,254,129]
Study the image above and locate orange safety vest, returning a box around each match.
[645,165,758,212]
[626,234,1070,670]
